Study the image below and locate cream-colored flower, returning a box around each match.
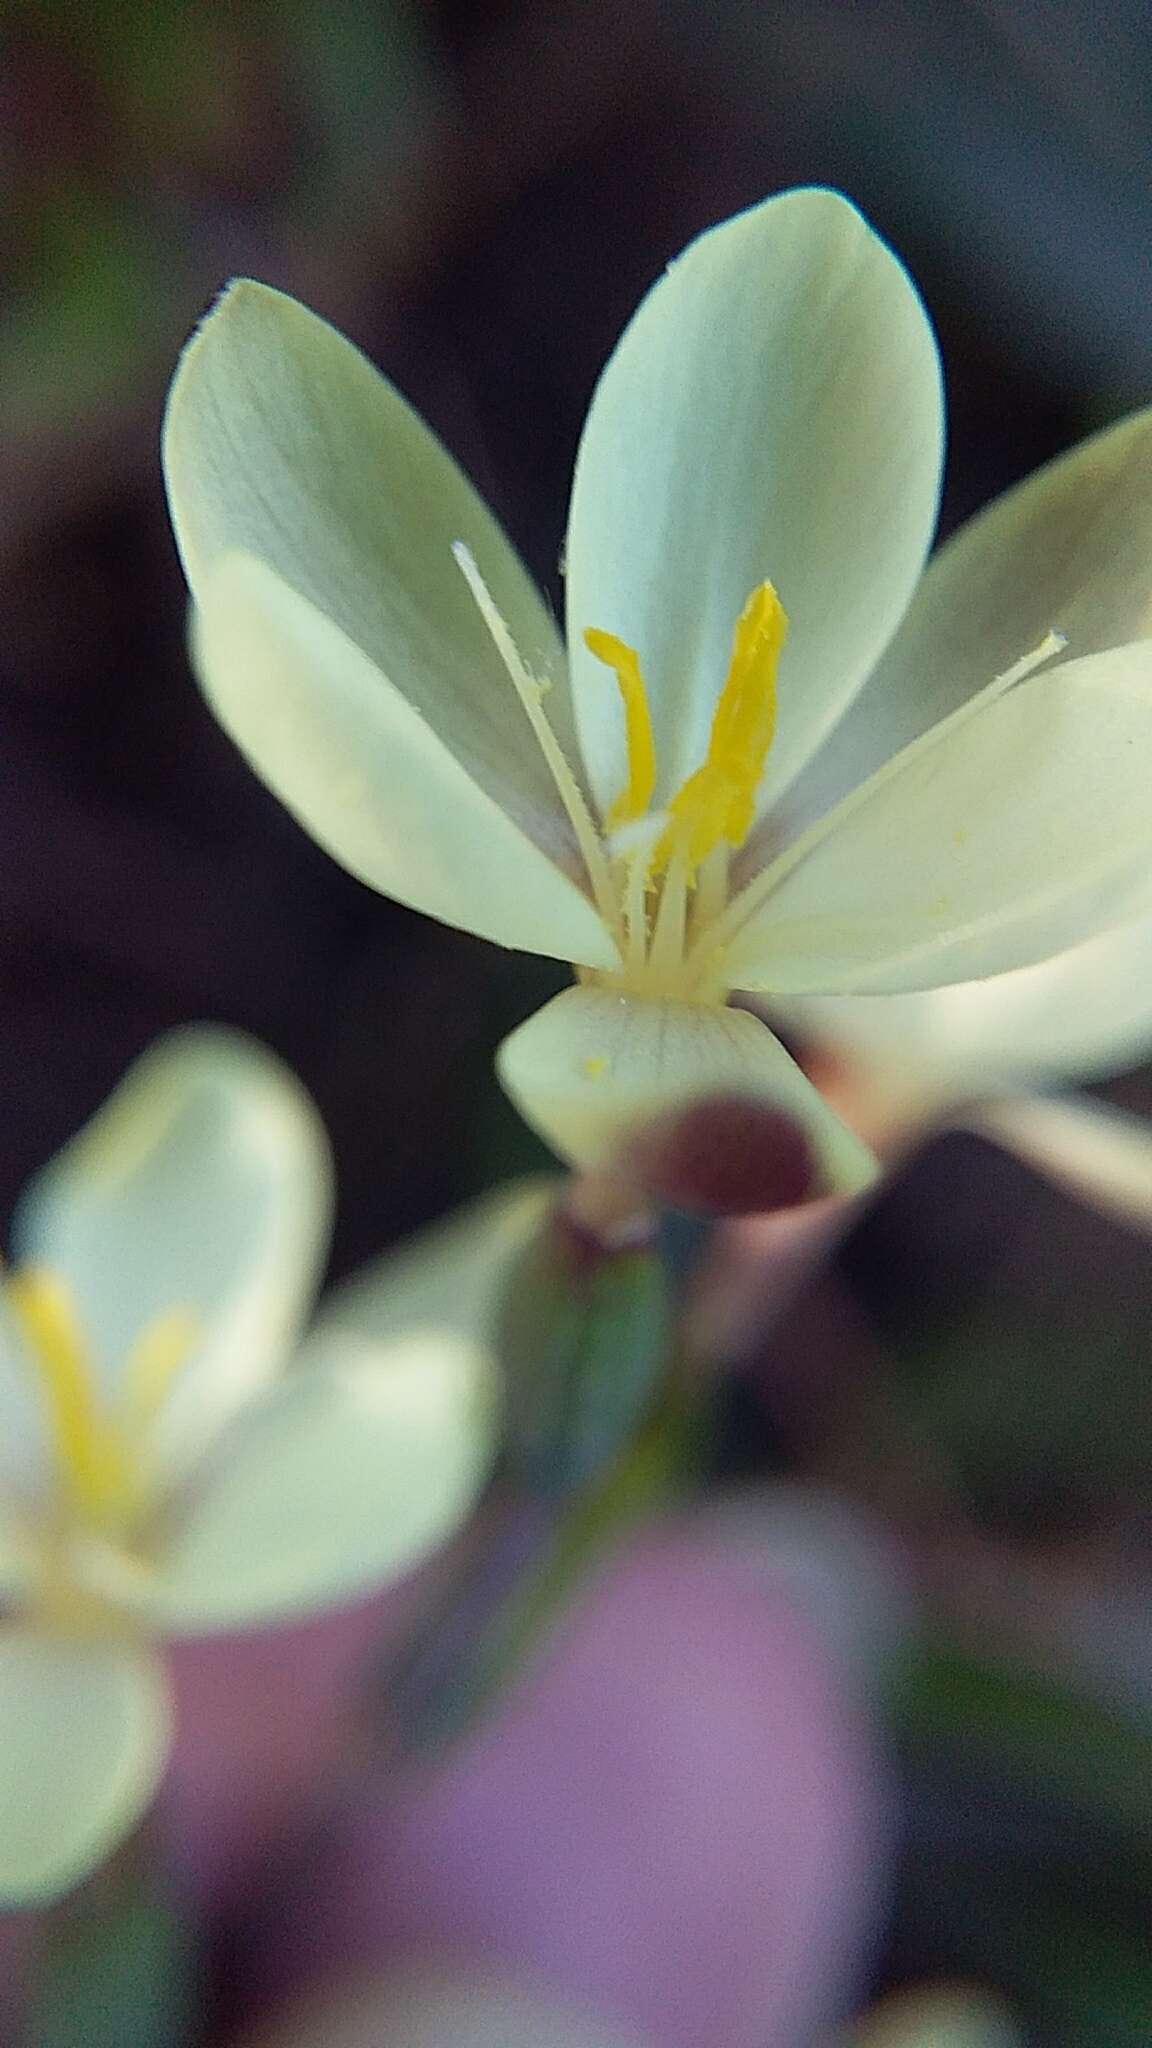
[163,189,1152,1182]
[0,1030,511,1904]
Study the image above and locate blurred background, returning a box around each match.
[3,4,1152,2041]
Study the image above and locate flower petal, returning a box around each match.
[0,1302,58,1503]
[565,188,943,819]
[243,1532,885,2048]
[164,280,584,847]
[727,644,1152,995]
[0,1633,169,1903]
[856,1987,1022,2048]
[790,405,1152,825]
[780,912,1152,1103]
[496,985,876,1186]
[154,1330,494,1633]
[310,1179,557,1353]
[959,1095,1152,1234]
[192,553,616,968]
[12,1029,331,1485]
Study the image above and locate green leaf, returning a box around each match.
[28,1853,195,2048]
[497,1218,674,1495]
[896,1640,1152,1837]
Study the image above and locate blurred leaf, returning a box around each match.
[836,1130,1152,1533]
[0,192,178,437]
[498,1220,674,1497]
[893,1641,1152,2046]
[27,1853,193,2048]
[379,1402,685,1757]
[897,1641,1152,1837]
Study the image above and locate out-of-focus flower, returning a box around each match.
[956,1091,1152,1232]
[851,1985,1021,2046]
[234,1530,886,2048]
[240,1967,650,2048]
[0,1030,499,1904]
[163,189,1152,1182]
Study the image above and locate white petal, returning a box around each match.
[0,1303,58,1503]
[728,644,1152,995]
[0,1499,38,1603]
[780,912,1152,1101]
[565,188,943,819]
[12,1029,331,1485]
[0,1633,169,1903]
[790,405,1152,825]
[311,1178,557,1353]
[154,1330,494,1633]
[496,984,876,1185]
[192,554,616,969]
[164,280,584,846]
[955,1095,1152,1234]
[856,1988,1021,2048]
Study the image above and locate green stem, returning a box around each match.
[378,1381,695,1758]
[25,1824,195,2048]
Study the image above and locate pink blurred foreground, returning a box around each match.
[198,1528,887,2048]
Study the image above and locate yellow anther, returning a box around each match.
[584,628,658,830]
[657,580,787,876]
[5,1269,197,1533]
[6,1267,131,1523]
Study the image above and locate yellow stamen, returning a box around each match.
[5,1269,198,1535]
[6,1267,131,1522]
[657,580,788,876]
[583,629,657,829]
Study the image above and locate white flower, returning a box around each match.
[0,1029,512,1904]
[162,188,1152,1182]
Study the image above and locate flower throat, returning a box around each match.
[453,541,787,1001]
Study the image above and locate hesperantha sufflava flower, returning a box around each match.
[0,1029,503,1904]
[162,187,1152,1183]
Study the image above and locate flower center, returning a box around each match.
[585,579,787,881]
[580,580,788,997]
[5,1267,196,1540]
[452,540,789,1003]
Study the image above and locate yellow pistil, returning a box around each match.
[584,628,657,829]
[656,580,787,876]
[5,1267,196,1535]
